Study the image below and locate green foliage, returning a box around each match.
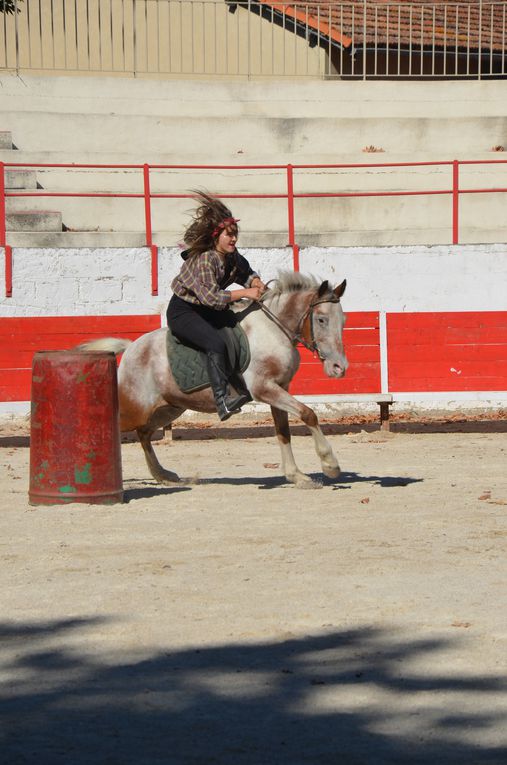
[0,0,23,14]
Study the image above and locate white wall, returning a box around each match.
[1,243,506,413]
[1,243,506,317]
[303,244,507,313]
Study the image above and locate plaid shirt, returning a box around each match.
[171,249,259,310]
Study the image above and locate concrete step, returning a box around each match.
[4,148,505,164]
[1,74,506,120]
[6,210,63,232]
[3,110,507,156]
[0,131,13,150]
[5,168,38,189]
[4,224,507,248]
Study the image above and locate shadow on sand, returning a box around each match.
[1,618,506,764]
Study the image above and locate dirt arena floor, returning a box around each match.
[1,412,507,764]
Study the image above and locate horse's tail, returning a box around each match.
[74,337,132,355]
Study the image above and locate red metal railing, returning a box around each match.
[2,158,507,298]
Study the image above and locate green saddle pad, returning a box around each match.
[166,323,250,394]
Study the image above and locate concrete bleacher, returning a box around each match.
[2,73,507,247]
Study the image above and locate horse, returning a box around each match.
[80,271,348,489]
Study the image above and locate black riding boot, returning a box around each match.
[206,351,245,422]
[228,369,253,408]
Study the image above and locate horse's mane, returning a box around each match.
[263,271,320,300]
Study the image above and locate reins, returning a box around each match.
[257,291,341,360]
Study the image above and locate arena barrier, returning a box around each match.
[2,310,506,420]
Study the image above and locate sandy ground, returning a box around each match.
[1,417,507,764]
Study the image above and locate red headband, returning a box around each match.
[212,217,240,238]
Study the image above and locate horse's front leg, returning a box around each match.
[261,385,340,486]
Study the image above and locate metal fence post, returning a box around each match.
[286,164,299,270]
[0,162,6,249]
[143,164,158,296]
[133,0,138,75]
[0,162,12,298]
[13,0,20,73]
[363,0,367,79]
[452,159,460,245]
[478,0,483,80]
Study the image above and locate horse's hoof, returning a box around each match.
[323,465,341,479]
[297,479,323,490]
[156,472,181,485]
[290,473,322,490]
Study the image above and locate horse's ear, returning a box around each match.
[334,279,347,299]
[317,280,329,297]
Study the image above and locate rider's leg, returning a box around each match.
[205,351,246,421]
[167,296,246,421]
[228,368,253,406]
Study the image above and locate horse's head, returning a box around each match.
[307,279,348,379]
[260,271,349,379]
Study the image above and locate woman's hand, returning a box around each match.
[228,286,262,302]
[242,286,263,301]
[250,276,267,294]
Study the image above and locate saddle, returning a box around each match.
[166,323,250,393]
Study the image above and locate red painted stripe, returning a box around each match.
[291,376,381,395]
[389,326,507,345]
[0,369,31,401]
[0,315,161,334]
[0,315,162,401]
[344,329,382,345]
[393,359,507,377]
[0,331,159,351]
[388,311,507,329]
[388,343,507,362]
[0,332,154,354]
[388,311,507,392]
[343,312,380,329]
[296,361,380,380]
[390,377,507,393]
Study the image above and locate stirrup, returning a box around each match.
[217,397,242,422]
[230,392,252,409]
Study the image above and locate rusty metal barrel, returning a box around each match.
[29,350,123,505]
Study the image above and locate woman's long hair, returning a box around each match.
[183,191,237,258]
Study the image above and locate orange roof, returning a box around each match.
[248,1,506,53]
[257,0,352,47]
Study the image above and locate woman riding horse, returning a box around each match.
[167,192,267,421]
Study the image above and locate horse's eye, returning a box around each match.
[317,316,327,326]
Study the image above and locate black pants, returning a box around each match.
[167,294,237,356]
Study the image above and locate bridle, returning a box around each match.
[258,292,342,361]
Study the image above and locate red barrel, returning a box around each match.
[29,350,123,505]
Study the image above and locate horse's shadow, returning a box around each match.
[122,472,423,497]
[196,472,423,490]
[332,471,423,489]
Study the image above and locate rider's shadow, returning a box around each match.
[122,481,192,502]
[321,472,423,490]
[198,476,289,490]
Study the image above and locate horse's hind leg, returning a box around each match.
[137,405,185,485]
